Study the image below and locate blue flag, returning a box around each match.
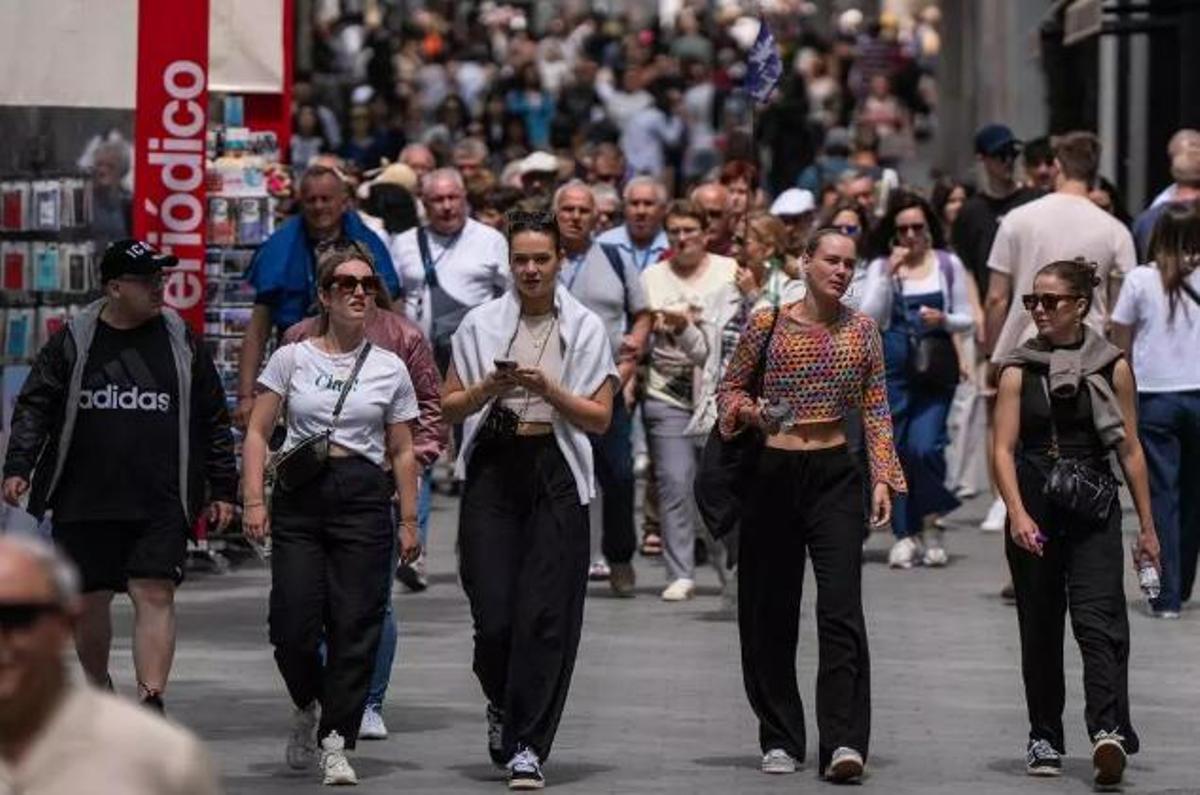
[746,18,783,103]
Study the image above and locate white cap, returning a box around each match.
[770,188,816,217]
[521,151,559,176]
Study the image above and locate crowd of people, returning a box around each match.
[1,2,1199,793]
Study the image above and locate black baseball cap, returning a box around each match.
[100,239,178,282]
[974,124,1022,158]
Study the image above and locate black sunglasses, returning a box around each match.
[0,602,60,630]
[1021,293,1081,312]
[896,222,927,236]
[325,274,381,294]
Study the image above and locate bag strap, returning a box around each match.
[1180,276,1200,309]
[330,342,372,430]
[935,249,954,312]
[752,307,782,396]
[417,227,439,290]
[599,243,631,321]
[1038,373,1061,460]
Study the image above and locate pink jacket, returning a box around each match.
[282,310,447,468]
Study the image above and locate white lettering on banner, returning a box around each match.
[143,58,206,314]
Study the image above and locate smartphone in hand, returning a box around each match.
[494,358,519,371]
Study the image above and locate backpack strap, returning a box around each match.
[599,243,631,323]
[935,249,955,312]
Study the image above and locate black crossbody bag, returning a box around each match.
[273,343,372,491]
[695,307,781,540]
[1038,375,1118,524]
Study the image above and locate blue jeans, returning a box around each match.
[590,398,636,564]
[1138,391,1200,612]
[887,383,960,538]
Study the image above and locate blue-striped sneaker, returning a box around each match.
[1026,739,1062,776]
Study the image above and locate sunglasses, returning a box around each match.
[835,224,861,237]
[326,275,381,294]
[0,602,60,630]
[1021,293,1081,312]
[896,222,927,236]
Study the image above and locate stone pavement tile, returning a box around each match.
[99,494,1200,793]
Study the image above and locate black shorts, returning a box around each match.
[53,516,189,592]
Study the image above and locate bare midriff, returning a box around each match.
[329,443,355,458]
[765,418,846,450]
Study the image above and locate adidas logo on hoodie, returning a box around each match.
[78,385,171,412]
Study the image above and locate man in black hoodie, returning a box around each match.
[2,239,236,714]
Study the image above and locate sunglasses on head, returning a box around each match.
[0,602,60,630]
[325,274,381,294]
[1021,293,1080,312]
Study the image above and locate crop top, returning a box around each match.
[717,304,907,493]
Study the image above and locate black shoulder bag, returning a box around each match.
[1038,375,1118,524]
[694,308,781,540]
[273,343,372,492]
[904,252,960,391]
[419,227,474,375]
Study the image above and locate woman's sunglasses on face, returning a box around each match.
[1022,293,1080,312]
[896,222,927,237]
[326,274,381,295]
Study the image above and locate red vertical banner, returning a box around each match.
[133,0,210,332]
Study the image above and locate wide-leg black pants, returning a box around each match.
[1006,454,1139,754]
[269,457,394,750]
[458,436,590,761]
[738,445,871,772]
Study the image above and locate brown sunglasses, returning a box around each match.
[1021,293,1081,312]
[325,274,381,294]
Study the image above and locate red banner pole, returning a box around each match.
[132,0,211,333]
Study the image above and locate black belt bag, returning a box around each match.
[1037,375,1118,524]
[273,343,372,492]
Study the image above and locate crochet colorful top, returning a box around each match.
[717,304,907,493]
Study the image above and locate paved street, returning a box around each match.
[102,493,1200,794]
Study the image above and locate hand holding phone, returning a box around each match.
[494,358,519,371]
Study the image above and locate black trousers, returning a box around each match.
[1006,455,1139,754]
[269,457,394,750]
[591,398,636,565]
[738,445,871,772]
[459,436,590,761]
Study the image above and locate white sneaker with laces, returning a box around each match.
[358,705,387,740]
[507,747,545,790]
[588,559,611,581]
[981,498,1007,532]
[761,748,797,774]
[888,537,922,569]
[286,701,320,770]
[825,746,864,782]
[661,578,696,602]
[922,527,949,567]
[319,731,358,786]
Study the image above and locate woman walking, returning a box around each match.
[718,228,905,783]
[993,258,1159,787]
[1111,202,1200,618]
[441,210,616,790]
[734,212,806,311]
[861,192,972,568]
[641,200,742,601]
[242,245,421,785]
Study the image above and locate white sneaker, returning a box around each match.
[661,578,696,601]
[319,731,357,785]
[981,498,1007,532]
[761,748,797,774]
[825,746,864,782]
[358,705,387,740]
[922,527,949,567]
[888,537,922,569]
[588,559,611,581]
[286,701,320,770]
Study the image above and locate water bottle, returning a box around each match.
[1138,561,1161,600]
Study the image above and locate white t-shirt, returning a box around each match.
[257,340,419,466]
[1111,264,1200,392]
[390,218,510,338]
[988,192,1136,362]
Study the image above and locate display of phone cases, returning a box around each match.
[1,182,28,231]
[32,242,60,291]
[35,306,68,348]
[4,309,34,361]
[32,181,60,231]
[61,243,93,293]
[2,242,31,290]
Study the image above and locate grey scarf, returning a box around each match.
[1000,327,1126,449]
